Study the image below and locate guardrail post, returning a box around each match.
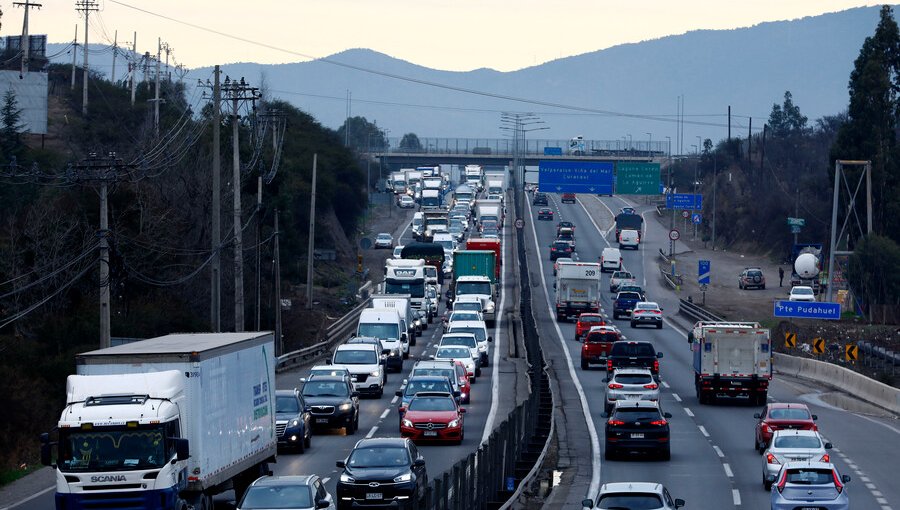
[441,472,450,510]
[425,482,433,510]
[433,476,443,510]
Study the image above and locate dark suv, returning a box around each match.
[300,375,360,435]
[274,390,311,453]
[532,193,548,206]
[336,438,428,510]
[604,401,672,460]
[607,341,663,379]
[738,267,766,290]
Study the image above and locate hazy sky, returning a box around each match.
[17,0,886,72]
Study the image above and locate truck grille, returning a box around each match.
[353,374,369,383]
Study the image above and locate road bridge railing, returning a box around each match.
[275,297,372,373]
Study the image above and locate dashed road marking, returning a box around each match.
[732,489,741,506]
[322,477,330,484]
[672,393,682,402]
[713,445,724,458]
[365,425,378,438]
[683,407,694,417]
[723,463,733,478]
[380,409,390,420]
[661,381,670,389]
[390,395,399,405]
[698,425,709,437]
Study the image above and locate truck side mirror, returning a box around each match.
[488,336,493,343]
[39,432,55,467]
[174,438,190,461]
[401,333,409,344]
[753,413,761,419]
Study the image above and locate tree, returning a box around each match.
[335,116,386,152]
[848,234,900,307]
[768,91,808,137]
[399,133,422,152]
[0,89,25,157]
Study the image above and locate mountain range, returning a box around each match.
[48,5,887,147]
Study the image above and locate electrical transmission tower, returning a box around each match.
[75,0,98,115]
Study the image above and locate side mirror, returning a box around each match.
[174,438,190,461]
[336,460,346,468]
[39,433,55,467]
[459,408,467,414]
[395,390,403,397]
[753,413,761,419]
[414,458,426,467]
[429,355,436,360]
[657,352,664,358]
[351,392,360,398]
[325,357,332,365]
[488,336,493,343]
[316,499,331,509]
[687,333,694,344]
[812,414,818,420]
[674,498,685,508]
[401,333,409,343]
[453,390,461,398]
[581,499,594,508]
[841,474,851,483]
[765,474,776,483]
[824,442,833,449]
[663,412,672,419]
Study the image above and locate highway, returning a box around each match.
[528,192,899,509]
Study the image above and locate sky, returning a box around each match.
[12,0,888,72]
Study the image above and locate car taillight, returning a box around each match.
[608,383,624,389]
[820,453,830,462]
[775,471,787,493]
[766,453,781,465]
[607,360,613,371]
[650,419,667,426]
[644,383,658,390]
[608,419,625,426]
[761,423,770,432]
[652,360,659,372]
[832,470,844,493]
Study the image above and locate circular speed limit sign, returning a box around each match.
[681,210,690,219]
[515,218,525,229]
[669,229,680,241]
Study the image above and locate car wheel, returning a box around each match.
[604,445,616,460]
[630,321,637,328]
[656,322,663,329]
[581,360,589,370]
[297,433,305,454]
[660,446,671,461]
[761,284,766,290]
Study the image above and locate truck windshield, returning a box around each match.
[58,424,170,472]
[456,282,491,295]
[358,323,400,339]
[435,240,454,251]
[385,280,425,298]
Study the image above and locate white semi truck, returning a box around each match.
[41,332,277,510]
[391,171,408,195]
[464,164,484,191]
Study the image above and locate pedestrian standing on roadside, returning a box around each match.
[778,267,785,287]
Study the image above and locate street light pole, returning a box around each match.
[691,144,699,240]
[646,132,652,159]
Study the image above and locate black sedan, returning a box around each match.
[532,193,549,206]
[604,401,672,460]
[549,240,574,260]
[300,375,360,435]
[274,390,312,453]
[537,207,554,220]
[336,437,428,510]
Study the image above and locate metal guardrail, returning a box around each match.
[274,297,372,373]
[859,341,900,366]
[679,298,724,322]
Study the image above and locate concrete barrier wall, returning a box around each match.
[774,353,900,416]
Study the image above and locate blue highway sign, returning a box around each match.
[543,147,563,156]
[698,260,710,285]
[665,193,703,209]
[773,300,841,320]
[539,160,614,194]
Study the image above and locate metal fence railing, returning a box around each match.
[274,297,371,373]
[679,298,724,323]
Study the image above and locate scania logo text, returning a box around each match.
[91,475,127,483]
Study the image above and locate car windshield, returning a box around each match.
[793,288,814,295]
[377,234,391,240]
[449,326,486,342]
[409,397,457,412]
[769,408,812,420]
[635,303,659,311]
[239,484,313,509]
[612,343,656,357]
[784,468,835,485]
[57,424,169,472]
[275,395,300,413]
[333,349,378,365]
[424,267,437,278]
[773,435,821,449]
[358,323,400,340]
[450,312,479,321]
[412,368,455,382]
[454,302,482,312]
[441,336,476,348]
[613,408,662,422]
[456,282,492,295]
[747,270,762,277]
[385,280,425,298]
[302,381,349,397]
[437,347,471,359]
[406,380,450,395]
[579,316,604,323]
[347,447,410,468]
[614,374,653,385]
[597,493,663,509]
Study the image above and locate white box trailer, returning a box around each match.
[554,262,601,321]
[689,321,772,405]
[42,332,277,510]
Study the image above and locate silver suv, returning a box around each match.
[604,368,660,413]
[583,482,684,509]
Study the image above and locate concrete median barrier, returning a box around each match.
[774,352,900,416]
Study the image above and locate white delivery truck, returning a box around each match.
[421,189,441,207]
[391,171,408,195]
[369,294,417,352]
[405,169,424,194]
[464,164,484,191]
[689,321,772,406]
[422,176,443,192]
[41,332,277,510]
[357,307,406,372]
[554,262,601,321]
[476,200,503,229]
[384,259,432,326]
[484,172,506,195]
[454,275,496,326]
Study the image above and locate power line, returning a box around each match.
[0,261,94,330]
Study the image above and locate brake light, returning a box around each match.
[649,419,667,426]
[820,453,830,462]
[832,470,844,493]
[775,471,787,493]
[766,453,781,465]
[608,383,624,389]
[607,360,613,371]
[643,383,658,390]
[653,360,659,372]
[761,423,770,433]
[608,419,625,426]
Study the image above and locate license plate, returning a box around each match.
[625,394,641,399]
[316,418,329,424]
[366,493,382,500]
[631,433,644,439]
[424,431,438,437]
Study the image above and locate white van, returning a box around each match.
[619,229,640,250]
[600,247,622,273]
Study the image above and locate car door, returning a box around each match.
[408,441,427,498]
[755,404,769,443]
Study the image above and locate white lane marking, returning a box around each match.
[853,412,900,436]
[713,445,724,458]
[322,477,331,484]
[380,409,390,420]
[639,211,648,286]
[672,393,682,402]
[527,199,601,499]
[481,217,508,444]
[683,407,694,417]
[590,196,617,237]
[365,425,378,439]
[397,211,413,241]
[732,489,741,506]
[867,483,878,490]
[577,198,612,249]
[391,395,399,405]
[661,381,670,389]
[723,463,733,478]
[861,476,871,483]
[698,425,710,437]
[0,485,55,510]
[873,490,883,497]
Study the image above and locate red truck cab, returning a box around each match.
[465,238,501,280]
[580,327,621,369]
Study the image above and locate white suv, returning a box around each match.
[330,344,385,398]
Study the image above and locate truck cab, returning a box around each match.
[453,276,496,326]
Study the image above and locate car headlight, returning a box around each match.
[290,419,300,427]
[401,419,413,427]
[448,419,459,428]
[340,472,355,483]
[393,472,413,483]
[370,370,381,377]
[486,303,495,312]
[339,403,353,411]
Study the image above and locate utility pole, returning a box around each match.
[70,25,78,90]
[220,76,261,331]
[712,156,718,250]
[76,0,98,115]
[14,0,42,75]
[210,66,222,331]
[255,176,262,331]
[129,32,137,106]
[344,91,351,147]
[794,187,799,245]
[161,41,172,82]
[273,210,283,354]
[71,153,135,349]
[153,38,161,137]
[727,105,732,141]
[110,30,118,83]
[306,154,318,310]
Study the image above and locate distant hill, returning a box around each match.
[49,5,887,145]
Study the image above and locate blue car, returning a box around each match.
[613,291,642,320]
[768,461,850,510]
[274,390,311,453]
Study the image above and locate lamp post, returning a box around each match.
[627,134,632,154]
[691,144,699,240]
[646,132,652,158]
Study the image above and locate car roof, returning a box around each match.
[407,375,451,383]
[413,360,456,369]
[768,402,810,410]
[377,233,392,237]
[448,320,487,328]
[442,332,477,338]
[352,437,410,449]
[410,391,454,399]
[275,389,299,396]
[771,429,821,439]
[304,375,349,383]
[598,481,663,494]
[311,365,350,372]
[611,367,653,376]
[613,400,661,410]
[588,325,619,332]
[336,343,378,351]
[635,301,660,307]
[578,313,603,319]
[250,475,316,487]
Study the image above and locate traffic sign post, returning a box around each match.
[538,160,614,194]
[812,338,825,355]
[698,260,710,285]
[787,217,806,227]
[845,344,858,362]
[681,210,690,219]
[669,229,680,241]
[665,193,703,209]
[616,162,660,195]
[773,300,841,320]
[691,213,702,224]
[515,218,525,229]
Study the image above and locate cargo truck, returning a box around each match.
[614,212,644,242]
[464,164,484,191]
[485,173,506,195]
[421,206,450,243]
[391,171,408,195]
[421,189,441,207]
[453,275,496,326]
[41,332,277,510]
[689,321,772,405]
[554,262,601,321]
[453,250,497,284]
[383,259,432,326]
[465,238,501,280]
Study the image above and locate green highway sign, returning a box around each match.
[787,217,805,227]
[616,162,661,195]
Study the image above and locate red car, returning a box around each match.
[754,403,818,453]
[452,360,472,404]
[575,313,606,341]
[400,392,466,444]
[561,192,576,203]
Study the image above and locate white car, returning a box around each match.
[789,285,816,302]
[447,320,491,367]
[374,233,393,249]
[631,301,663,329]
[762,430,833,490]
[398,195,415,208]
[432,345,478,381]
[392,245,404,259]
[438,333,481,378]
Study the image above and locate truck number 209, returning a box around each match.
[584,270,597,276]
